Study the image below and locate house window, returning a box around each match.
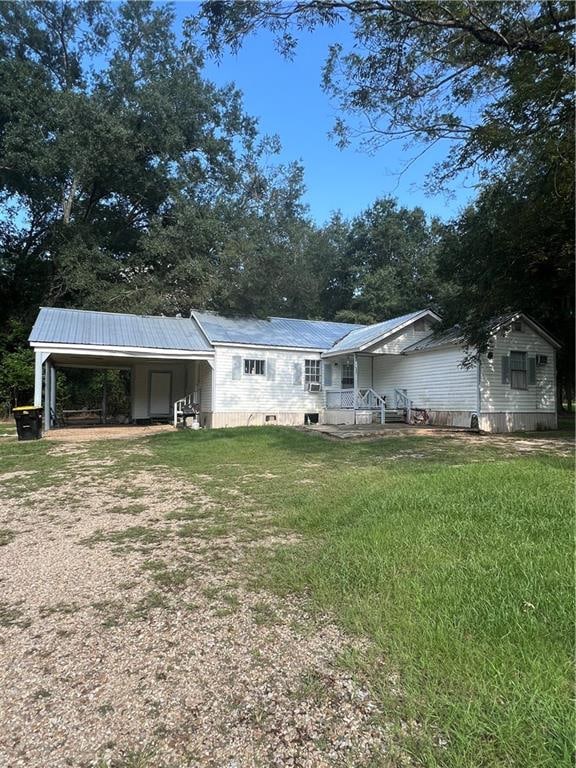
[510,351,527,390]
[304,359,320,384]
[513,321,523,332]
[341,363,354,389]
[244,359,265,376]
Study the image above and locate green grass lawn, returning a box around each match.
[153,428,573,768]
[2,426,572,766]
[0,420,16,437]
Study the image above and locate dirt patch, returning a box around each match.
[44,424,173,443]
[0,440,403,768]
[304,423,574,456]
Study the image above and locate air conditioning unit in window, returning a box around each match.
[308,382,321,392]
[536,355,548,366]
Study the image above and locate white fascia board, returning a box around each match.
[358,310,442,352]
[321,349,354,359]
[30,342,214,360]
[212,342,325,353]
[322,310,443,358]
[189,311,214,347]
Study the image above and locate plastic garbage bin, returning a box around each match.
[12,406,43,441]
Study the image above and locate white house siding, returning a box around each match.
[198,360,213,415]
[358,355,372,388]
[132,361,188,420]
[373,346,478,426]
[479,324,556,431]
[368,320,437,354]
[211,345,324,427]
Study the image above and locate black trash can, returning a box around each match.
[12,406,43,441]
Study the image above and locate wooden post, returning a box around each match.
[50,365,56,426]
[34,351,43,407]
[102,370,108,425]
[43,359,51,431]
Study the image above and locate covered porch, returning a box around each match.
[322,352,412,425]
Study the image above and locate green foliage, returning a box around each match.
[337,198,440,322]
[437,149,574,400]
[0,0,308,323]
[197,1,574,185]
[0,348,34,412]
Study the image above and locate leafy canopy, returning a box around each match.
[196,1,574,186]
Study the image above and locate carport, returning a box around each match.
[29,308,215,432]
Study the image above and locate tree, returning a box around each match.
[196,1,574,186]
[340,198,440,322]
[437,148,574,407]
[0,0,268,325]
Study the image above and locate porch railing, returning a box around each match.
[325,388,387,423]
[394,388,413,422]
[173,390,201,427]
[325,389,356,409]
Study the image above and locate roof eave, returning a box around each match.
[323,309,442,358]
[491,312,562,349]
[357,309,442,352]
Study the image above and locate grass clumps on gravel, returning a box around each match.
[81,526,168,549]
[0,528,16,546]
[0,600,31,628]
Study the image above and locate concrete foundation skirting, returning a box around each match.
[206,411,315,429]
[427,410,476,429]
[479,411,557,433]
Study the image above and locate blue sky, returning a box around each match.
[176,4,479,225]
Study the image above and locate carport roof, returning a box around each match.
[29,307,213,352]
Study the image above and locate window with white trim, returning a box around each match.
[510,351,527,390]
[244,359,265,376]
[304,359,320,385]
[341,363,354,389]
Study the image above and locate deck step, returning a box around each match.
[372,409,406,424]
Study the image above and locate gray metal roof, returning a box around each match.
[325,310,437,356]
[192,310,363,350]
[29,307,213,352]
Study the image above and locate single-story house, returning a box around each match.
[29,306,559,433]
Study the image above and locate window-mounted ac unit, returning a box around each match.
[308,382,321,392]
[536,355,548,366]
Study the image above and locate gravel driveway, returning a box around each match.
[0,437,398,768]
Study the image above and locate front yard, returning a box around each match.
[0,426,572,767]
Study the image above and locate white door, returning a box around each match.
[149,371,172,417]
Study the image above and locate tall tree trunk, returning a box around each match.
[62,175,78,224]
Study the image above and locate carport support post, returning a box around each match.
[34,350,45,407]
[43,359,52,432]
[102,370,107,425]
[50,365,57,423]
